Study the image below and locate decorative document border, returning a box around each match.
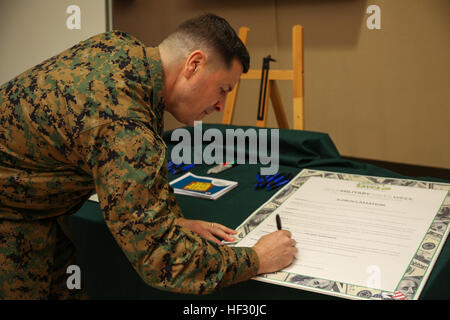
[232,169,450,300]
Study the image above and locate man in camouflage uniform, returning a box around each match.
[0,14,297,299]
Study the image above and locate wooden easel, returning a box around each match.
[221,25,304,130]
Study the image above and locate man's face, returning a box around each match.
[166,52,243,126]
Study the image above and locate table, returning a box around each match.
[70,124,450,300]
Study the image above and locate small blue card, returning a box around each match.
[170,172,238,200]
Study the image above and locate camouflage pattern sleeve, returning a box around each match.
[75,119,259,294]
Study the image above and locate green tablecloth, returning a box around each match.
[71,124,450,299]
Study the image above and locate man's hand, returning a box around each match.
[176,218,237,245]
[252,230,297,274]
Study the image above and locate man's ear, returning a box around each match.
[183,50,206,79]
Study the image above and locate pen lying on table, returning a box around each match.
[255,172,294,191]
[168,161,196,174]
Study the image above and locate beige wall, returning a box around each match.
[112,0,448,169]
[0,0,110,85]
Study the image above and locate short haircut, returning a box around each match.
[166,13,250,73]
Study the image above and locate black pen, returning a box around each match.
[276,214,282,230]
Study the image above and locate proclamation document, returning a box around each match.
[235,169,450,300]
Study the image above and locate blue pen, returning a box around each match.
[172,163,195,174]
[255,173,264,189]
[271,173,292,185]
[181,163,195,171]
[258,175,269,188]
[256,172,281,189]
[267,174,286,188]
[170,161,180,169]
[267,173,294,190]
[259,173,281,188]
[276,179,290,188]
[175,162,184,168]
[267,179,290,191]
[170,161,185,174]
[169,161,182,167]
[265,173,282,183]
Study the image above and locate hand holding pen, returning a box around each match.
[251,213,297,275]
[276,214,282,230]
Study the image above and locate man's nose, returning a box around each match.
[215,96,227,112]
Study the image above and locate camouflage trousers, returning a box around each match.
[0,216,85,299]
